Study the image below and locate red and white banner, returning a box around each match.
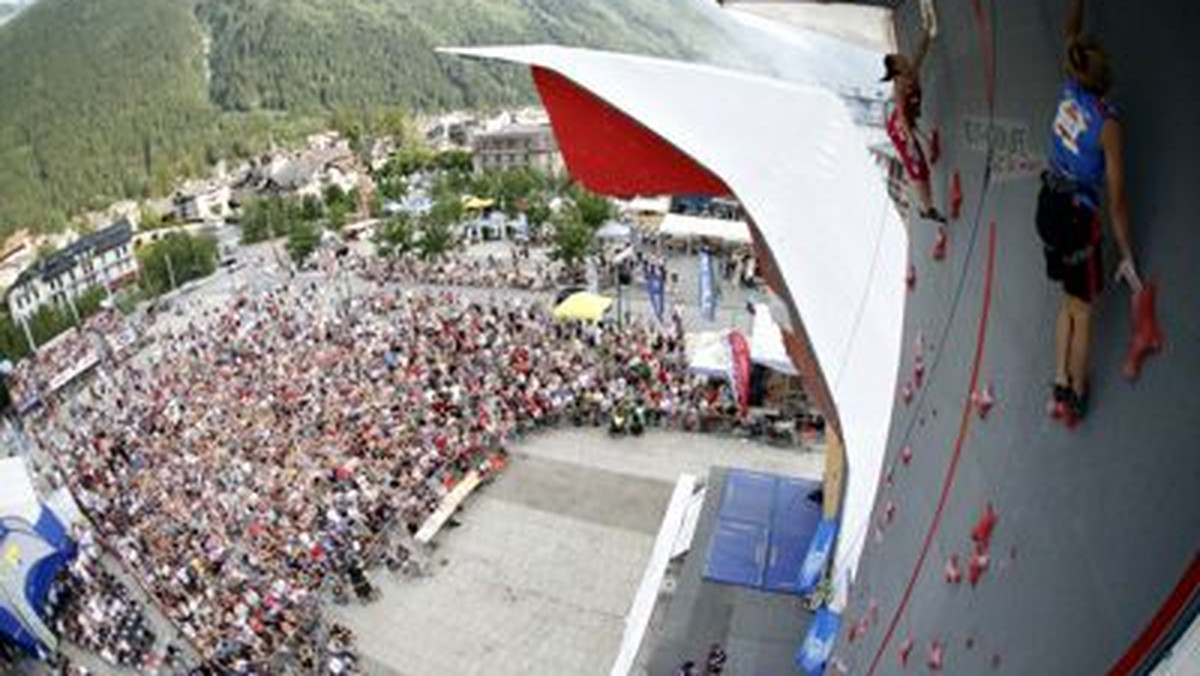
[728,331,751,415]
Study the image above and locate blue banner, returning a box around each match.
[798,519,838,595]
[699,248,717,322]
[796,607,841,675]
[645,266,665,323]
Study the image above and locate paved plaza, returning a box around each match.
[330,430,822,676]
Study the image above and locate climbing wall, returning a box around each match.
[834,0,1200,673]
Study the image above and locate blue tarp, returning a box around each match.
[704,470,823,595]
[718,471,775,525]
[703,519,768,587]
[763,478,823,593]
[798,519,839,595]
[796,607,841,675]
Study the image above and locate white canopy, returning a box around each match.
[0,457,40,524]
[443,46,906,612]
[751,303,799,376]
[658,213,752,245]
[685,330,733,377]
[622,195,670,215]
[595,221,633,240]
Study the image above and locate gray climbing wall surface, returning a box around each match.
[834,0,1200,674]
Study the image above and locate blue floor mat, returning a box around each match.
[704,470,824,595]
[718,470,776,525]
[703,518,768,587]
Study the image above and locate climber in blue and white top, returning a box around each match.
[1035,0,1140,422]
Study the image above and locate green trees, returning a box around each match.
[549,205,596,272]
[240,198,294,244]
[570,184,616,229]
[301,195,325,222]
[27,304,75,347]
[374,213,416,259]
[286,221,321,265]
[0,313,32,362]
[0,0,732,236]
[417,219,457,261]
[136,232,219,296]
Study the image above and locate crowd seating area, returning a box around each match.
[25,268,742,671]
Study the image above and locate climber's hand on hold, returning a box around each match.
[1116,257,1143,294]
[921,0,939,38]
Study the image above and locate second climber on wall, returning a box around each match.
[1036,0,1141,423]
[883,0,945,223]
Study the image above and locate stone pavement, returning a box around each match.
[330,429,822,676]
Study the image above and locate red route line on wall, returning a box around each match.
[1108,554,1200,675]
[866,221,998,676]
[972,0,996,109]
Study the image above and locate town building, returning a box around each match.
[6,220,137,321]
[471,122,562,174]
[174,183,232,223]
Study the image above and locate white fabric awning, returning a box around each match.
[658,213,752,245]
[443,46,906,612]
[685,330,733,377]
[751,303,799,375]
[595,221,633,240]
[622,196,671,214]
[0,457,41,524]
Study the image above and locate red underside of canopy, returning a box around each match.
[531,66,730,198]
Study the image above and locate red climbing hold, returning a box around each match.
[907,263,917,292]
[971,503,998,551]
[968,550,990,586]
[930,129,942,166]
[945,553,963,584]
[928,640,945,671]
[950,171,963,220]
[883,501,897,525]
[913,355,926,389]
[849,617,864,643]
[932,226,948,261]
[899,636,914,667]
[972,384,996,419]
[1123,281,1164,380]
[901,445,914,465]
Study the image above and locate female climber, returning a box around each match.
[883,0,945,223]
[1037,0,1141,422]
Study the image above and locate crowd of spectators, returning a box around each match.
[8,309,137,407]
[26,269,737,671]
[47,528,158,671]
[364,252,558,291]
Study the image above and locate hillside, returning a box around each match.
[0,0,742,235]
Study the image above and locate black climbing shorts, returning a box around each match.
[1036,173,1104,303]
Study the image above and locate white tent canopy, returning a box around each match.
[595,221,633,240]
[685,330,733,377]
[751,303,799,376]
[622,196,671,215]
[0,457,40,524]
[443,46,906,612]
[658,213,752,245]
